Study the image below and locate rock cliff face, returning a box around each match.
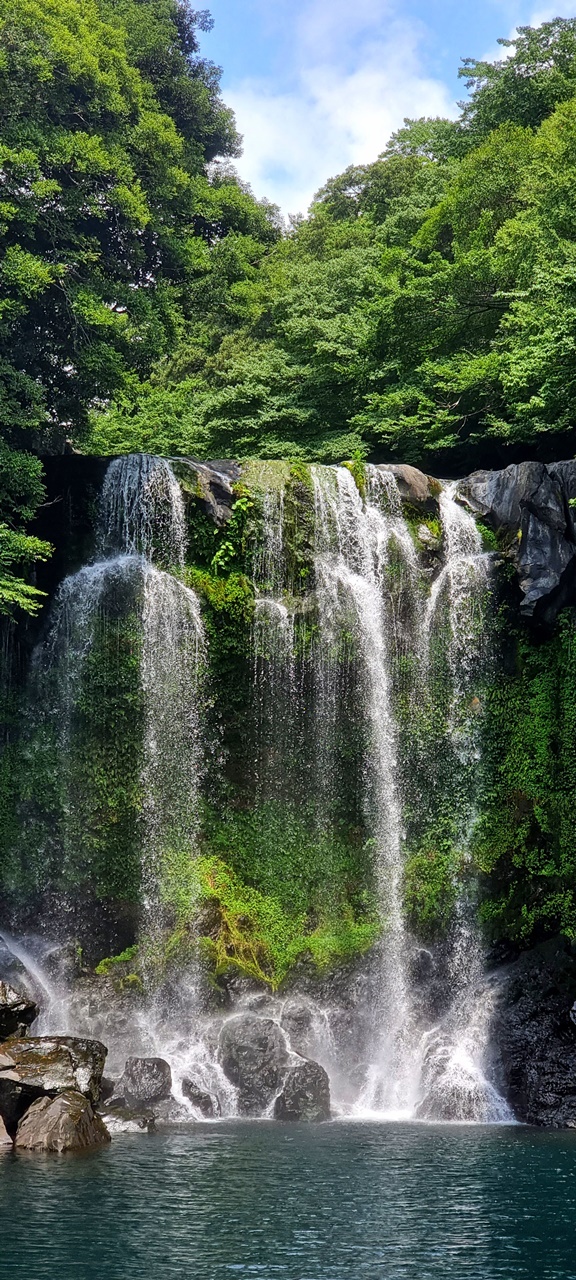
[6,452,576,1130]
[492,940,576,1127]
[460,460,576,624]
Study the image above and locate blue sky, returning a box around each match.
[198,1,576,215]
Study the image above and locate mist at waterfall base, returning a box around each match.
[3,1123,576,1280]
[1,453,514,1125]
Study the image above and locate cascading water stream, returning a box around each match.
[311,466,420,1116]
[24,454,206,960]
[98,454,187,565]
[2,457,515,1126]
[414,482,512,1122]
[252,485,298,798]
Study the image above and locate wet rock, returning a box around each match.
[14,1090,110,1153]
[493,938,576,1127]
[415,1067,496,1123]
[181,1077,220,1117]
[150,1097,191,1126]
[460,460,576,623]
[114,1057,172,1108]
[218,1015,289,1115]
[377,464,439,510]
[101,1097,156,1132]
[280,1002,317,1058]
[99,1075,116,1102]
[0,1036,107,1133]
[274,1059,331,1122]
[0,982,39,1041]
[417,523,441,551]
[0,1114,12,1147]
[101,1108,155,1135]
[177,459,240,526]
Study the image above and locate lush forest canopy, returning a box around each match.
[4,9,576,610]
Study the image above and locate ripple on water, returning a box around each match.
[1,1121,576,1280]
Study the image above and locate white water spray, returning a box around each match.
[312,466,420,1115]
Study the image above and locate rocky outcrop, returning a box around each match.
[0,983,38,1041]
[460,460,576,622]
[181,1077,220,1117]
[493,938,576,1126]
[279,1001,318,1058]
[273,1060,331,1122]
[0,1035,107,1134]
[377,464,439,511]
[178,459,241,525]
[0,1114,11,1147]
[113,1056,172,1108]
[14,1090,110,1152]
[218,1014,289,1115]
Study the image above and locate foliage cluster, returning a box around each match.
[156,798,379,988]
[0,0,278,612]
[197,856,378,990]
[88,18,576,473]
[473,611,576,944]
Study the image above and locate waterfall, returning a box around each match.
[252,485,298,798]
[425,482,489,732]
[311,465,420,1116]
[98,454,186,565]
[415,482,512,1123]
[140,566,206,949]
[2,455,515,1126]
[21,454,206,957]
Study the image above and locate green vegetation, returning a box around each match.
[6,11,576,602]
[95,945,138,976]
[84,17,576,473]
[0,0,277,612]
[197,856,378,991]
[474,611,576,945]
[4,5,576,978]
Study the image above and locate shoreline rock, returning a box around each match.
[274,1060,331,1122]
[15,1090,111,1152]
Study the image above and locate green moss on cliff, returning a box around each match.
[474,610,576,943]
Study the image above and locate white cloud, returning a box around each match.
[226,6,456,217]
[529,4,576,24]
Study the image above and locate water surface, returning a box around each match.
[1,1121,575,1280]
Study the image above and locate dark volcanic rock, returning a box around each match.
[181,1077,220,1117]
[0,983,39,1041]
[14,1090,110,1153]
[494,938,576,1126]
[273,1059,331,1122]
[279,1001,317,1058]
[177,459,240,525]
[0,1036,107,1134]
[460,460,576,622]
[114,1056,172,1108]
[218,1015,289,1115]
[101,1098,156,1132]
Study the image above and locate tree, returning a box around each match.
[0,0,278,610]
[459,18,576,139]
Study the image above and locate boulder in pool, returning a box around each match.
[0,1036,107,1133]
[182,1076,220,1117]
[0,983,39,1042]
[14,1090,110,1153]
[274,1059,331,1122]
[114,1057,172,1108]
[218,1015,288,1115]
